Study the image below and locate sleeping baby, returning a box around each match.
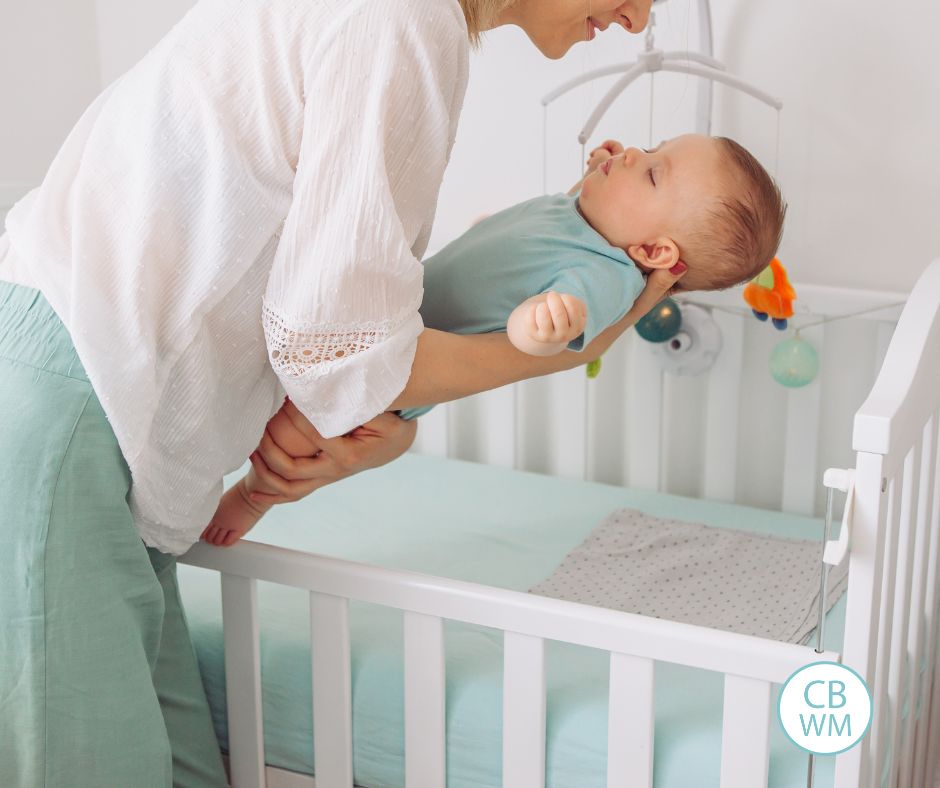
[202,133,786,546]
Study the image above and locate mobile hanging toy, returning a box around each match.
[743,257,795,330]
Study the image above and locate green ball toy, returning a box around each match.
[635,297,682,343]
[770,336,819,388]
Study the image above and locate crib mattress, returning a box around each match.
[177,453,844,788]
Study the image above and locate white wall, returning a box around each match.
[94,0,195,85]
[0,0,102,219]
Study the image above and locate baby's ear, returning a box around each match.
[628,239,679,269]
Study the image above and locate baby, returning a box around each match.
[201,133,786,546]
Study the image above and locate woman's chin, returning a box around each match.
[526,33,576,60]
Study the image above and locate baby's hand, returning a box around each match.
[586,139,625,173]
[507,292,588,356]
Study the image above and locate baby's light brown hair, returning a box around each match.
[675,137,787,292]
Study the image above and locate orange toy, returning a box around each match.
[743,257,796,330]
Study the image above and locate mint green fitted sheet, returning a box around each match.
[177,453,842,787]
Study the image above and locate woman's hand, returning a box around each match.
[246,402,417,505]
[584,261,686,359]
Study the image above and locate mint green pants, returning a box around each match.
[0,282,228,788]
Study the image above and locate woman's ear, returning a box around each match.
[627,238,680,270]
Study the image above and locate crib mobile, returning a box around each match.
[543,4,819,388]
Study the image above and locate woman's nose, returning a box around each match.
[617,1,652,33]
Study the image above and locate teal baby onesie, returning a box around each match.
[402,193,645,419]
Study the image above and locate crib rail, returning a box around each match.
[834,260,940,788]
[182,539,838,788]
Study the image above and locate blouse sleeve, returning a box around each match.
[263,1,468,438]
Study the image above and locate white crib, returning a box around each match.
[180,259,940,788]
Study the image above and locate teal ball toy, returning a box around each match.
[635,298,682,343]
[770,337,819,388]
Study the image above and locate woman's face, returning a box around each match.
[498,1,653,59]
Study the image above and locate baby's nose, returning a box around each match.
[621,148,641,166]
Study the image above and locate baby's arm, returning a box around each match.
[201,401,321,546]
[506,291,587,356]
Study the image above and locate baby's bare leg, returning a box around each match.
[201,403,320,546]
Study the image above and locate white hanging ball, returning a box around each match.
[650,304,723,376]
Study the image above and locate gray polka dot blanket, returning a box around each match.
[529,508,848,644]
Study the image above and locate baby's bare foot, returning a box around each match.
[201,480,269,547]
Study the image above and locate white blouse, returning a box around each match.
[0,0,469,554]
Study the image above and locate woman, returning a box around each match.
[0,1,681,785]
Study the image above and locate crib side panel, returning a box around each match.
[837,421,940,787]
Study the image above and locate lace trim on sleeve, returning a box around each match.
[262,299,414,378]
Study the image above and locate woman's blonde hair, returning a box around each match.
[458,0,516,47]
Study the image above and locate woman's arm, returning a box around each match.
[247,263,685,507]
[390,263,685,410]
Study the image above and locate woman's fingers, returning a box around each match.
[578,264,685,361]
[280,399,326,449]
[630,262,686,317]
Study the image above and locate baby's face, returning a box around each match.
[578,134,724,264]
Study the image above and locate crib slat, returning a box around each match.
[552,367,588,480]
[502,632,546,788]
[607,653,654,788]
[781,325,823,515]
[871,471,904,786]
[484,385,517,469]
[411,403,450,459]
[585,371,599,482]
[404,612,446,788]
[626,335,663,491]
[913,412,940,788]
[703,311,743,502]
[926,644,940,788]
[221,574,266,788]
[310,592,353,788]
[887,445,922,787]
[834,452,891,788]
[900,419,936,788]
[719,675,772,788]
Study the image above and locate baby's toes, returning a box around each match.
[221,530,241,547]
